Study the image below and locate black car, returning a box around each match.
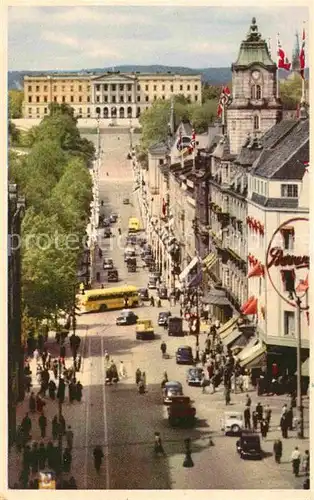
[104,228,112,238]
[139,288,150,301]
[236,431,262,460]
[158,311,171,326]
[103,258,114,270]
[186,367,204,386]
[109,213,118,223]
[157,286,168,299]
[107,269,119,282]
[176,346,194,365]
[168,316,184,336]
[116,310,138,326]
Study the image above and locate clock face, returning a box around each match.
[252,70,260,80]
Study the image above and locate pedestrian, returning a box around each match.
[104,350,110,363]
[59,414,66,436]
[48,379,56,400]
[119,361,126,379]
[255,402,263,422]
[264,404,272,429]
[21,412,32,441]
[141,371,147,386]
[286,406,294,431]
[63,447,72,473]
[150,295,155,307]
[36,393,46,413]
[273,439,283,463]
[46,441,54,468]
[244,407,251,429]
[38,442,46,470]
[93,446,104,473]
[281,403,288,417]
[15,424,24,452]
[260,418,268,440]
[245,394,251,407]
[280,413,289,439]
[38,412,47,439]
[42,348,48,368]
[57,378,66,404]
[154,432,166,455]
[201,374,207,394]
[22,444,31,473]
[242,371,250,392]
[33,348,40,363]
[52,359,59,379]
[225,386,231,405]
[52,415,59,441]
[302,449,310,475]
[76,380,83,401]
[60,342,66,360]
[252,411,258,432]
[75,354,82,372]
[68,381,76,403]
[291,447,301,477]
[29,392,36,413]
[66,426,74,452]
[135,368,141,385]
[30,442,39,474]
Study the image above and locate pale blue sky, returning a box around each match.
[8,6,309,71]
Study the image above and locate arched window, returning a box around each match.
[256,85,262,99]
[111,107,117,118]
[95,107,101,116]
[127,106,132,118]
[103,107,109,118]
[253,115,260,130]
[119,107,125,118]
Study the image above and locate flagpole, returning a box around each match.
[222,100,225,135]
[192,126,196,174]
[276,33,280,99]
[181,128,184,169]
[301,23,306,103]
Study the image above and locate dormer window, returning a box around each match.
[253,115,260,130]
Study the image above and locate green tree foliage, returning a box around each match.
[202,84,221,102]
[279,74,308,109]
[139,100,171,152]
[8,90,24,118]
[8,120,20,145]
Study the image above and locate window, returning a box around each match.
[79,96,82,102]
[195,95,198,101]
[79,108,82,115]
[281,184,298,198]
[79,85,82,91]
[96,96,100,103]
[62,86,65,91]
[187,95,191,103]
[53,85,57,92]
[44,85,47,92]
[36,85,39,92]
[256,85,261,99]
[253,115,259,130]
[284,311,295,336]
[195,85,198,91]
[162,84,165,91]
[257,180,260,193]
[70,86,74,92]
[36,108,40,114]
[43,96,47,103]
[170,85,173,92]
[145,96,149,102]
[120,95,124,102]
[159,159,164,165]
[187,85,190,90]
[137,107,141,117]
[137,96,140,102]
[162,95,165,100]
[28,96,32,103]
[104,96,108,102]
[137,85,141,91]
[127,84,132,91]
[28,85,32,92]
[180,85,183,91]
[96,84,100,91]
[232,120,236,131]
[112,96,116,103]
[87,107,90,114]
[87,85,90,91]
[112,84,116,91]
[70,96,74,102]
[36,96,40,103]
[28,108,32,114]
[44,107,48,114]
[87,96,90,103]
[154,95,157,101]
[53,96,57,102]
[120,84,124,91]
[281,227,295,250]
[128,95,132,102]
[145,85,148,91]
[153,85,157,91]
[62,96,66,103]
[104,84,108,91]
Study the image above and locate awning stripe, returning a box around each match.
[221,328,242,346]
[217,316,239,337]
[179,256,199,282]
[239,342,266,368]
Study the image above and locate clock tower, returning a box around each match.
[227,18,282,155]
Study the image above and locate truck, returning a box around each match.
[168,316,184,337]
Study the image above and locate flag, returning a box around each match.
[217,86,232,118]
[277,35,291,70]
[299,27,305,79]
[296,274,309,293]
[176,130,183,151]
[303,161,309,173]
[188,128,196,154]
[242,297,258,315]
[162,198,167,217]
[248,263,265,278]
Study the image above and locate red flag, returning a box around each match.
[247,263,265,278]
[299,27,305,79]
[277,35,291,70]
[242,298,258,315]
[296,274,309,292]
[188,128,196,154]
[217,86,232,117]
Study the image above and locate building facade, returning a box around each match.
[22,72,202,120]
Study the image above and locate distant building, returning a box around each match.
[22,72,202,120]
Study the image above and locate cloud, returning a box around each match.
[41,31,80,49]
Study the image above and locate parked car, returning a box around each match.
[148,275,158,289]
[107,268,119,282]
[186,367,204,386]
[103,258,114,270]
[124,247,136,262]
[168,316,184,337]
[221,411,244,435]
[163,381,183,404]
[167,396,196,427]
[116,310,138,326]
[104,228,112,238]
[176,346,194,365]
[236,431,262,460]
[138,288,149,301]
[123,198,130,204]
[158,286,168,300]
[158,311,171,326]
[109,213,118,223]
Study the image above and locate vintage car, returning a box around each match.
[167,396,196,427]
[148,274,158,289]
[186,367,204,386]
[135,318,155,340]
[236,431,262,460]
[107,268,119,282]
[127,257,137,272]
[168,316,184,337]
[163,381,183,404]
[103,258,114,270]
[116,310,138,326]
[221,411,244,435]
[157,285,168,299]
[138,288,150,302]
[102,218,111,227]
[124,247,136,262]
[103,228,112,238]
[158,311,171,326]
[109,213,118,223]
[176,345,194,364]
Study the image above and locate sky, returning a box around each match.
[8,5,309,71]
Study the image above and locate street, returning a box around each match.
[9,130,309,490]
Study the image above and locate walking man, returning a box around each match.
[66,426,74,452]
[93,446,104,473]
[273,439,283,463]
[38,412,47,439]
[291,447,301,477]
[244,406,251,429]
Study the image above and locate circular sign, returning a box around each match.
[265,217,309,310]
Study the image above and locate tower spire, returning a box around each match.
[292,30,300,72]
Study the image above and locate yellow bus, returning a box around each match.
[77,285,139,313]
[128,217,140,233]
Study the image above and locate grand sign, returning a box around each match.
[265,217,309,309]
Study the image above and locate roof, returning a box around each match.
[233,18,276,69]
[251,193,299,208]
[251,119,309,179]
[149,140,170,155]
[211,135,235,160]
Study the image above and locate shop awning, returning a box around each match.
[203,253,218,271]
[221,328,242,347]
[236,336,259,361]
[179,256,199,282]
[217,316,240,338]
[230,333,251,350]
[202,288,231,307]
[239,341,267,368]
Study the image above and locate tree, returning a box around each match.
[279,74,308,109]
[8,90,24,118]
[139,99,171,153]
[202,84,221,102]
[8,120,20,145]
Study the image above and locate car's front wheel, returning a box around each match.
[231,424,240,433]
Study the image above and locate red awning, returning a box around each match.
[248,263,264,278]
[240,296,254,313]
[296,274,309,293]
[242,297,258,315]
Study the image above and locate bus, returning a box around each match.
[128,217,140,233]
[77,285,139,313]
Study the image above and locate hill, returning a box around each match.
[8,65,309,90]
